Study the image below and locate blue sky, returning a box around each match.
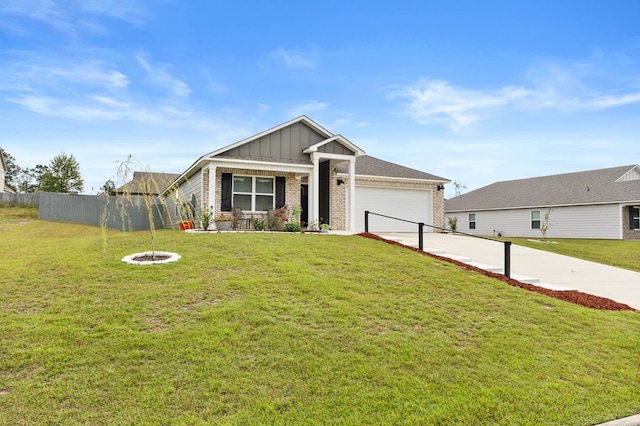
[1,1,639,197]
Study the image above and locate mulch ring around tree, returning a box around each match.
[357,232,636,312]
[122,251,181,265]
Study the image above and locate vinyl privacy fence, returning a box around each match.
[0,193,39,207]
[38,192,166,231]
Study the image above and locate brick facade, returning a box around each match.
[622,206,640,240]
[192,166,445,232]
[214,167,300,217]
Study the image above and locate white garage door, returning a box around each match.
[354,187,432,232]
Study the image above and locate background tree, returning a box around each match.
[15,164,50,193]
[39,152,84,193]
[100,179,116,195]
[453,180,468,197]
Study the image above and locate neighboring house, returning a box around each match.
[0,149,14,194]
[445,165,640,240]
[116,171,180,196]
[0,149,6,193]
[163,116,449,232]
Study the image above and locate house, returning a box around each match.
[0,149,14,194]
[163,116,449,232]
[117,171,180,196]
[445,165,640,240]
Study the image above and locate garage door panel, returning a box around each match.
[355,187,432,232]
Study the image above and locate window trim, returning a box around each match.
[631,206,640,230]
[468,213,476,230]
[531,210,541,229]
[232,175,275,212]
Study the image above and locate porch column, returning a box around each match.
[208,165,216,212]
[310,153,320,224]
[348,158,356,231]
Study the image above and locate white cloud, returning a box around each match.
[392,52,640,130]
[273,47,316,69]
[392,74,640,130]
[0,0,147,35]
[390,79,530,130]
[257,103,270,114]
[285,100,328,117]
[136,54,191,97]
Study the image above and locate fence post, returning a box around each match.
[418,223,424,251]
[504,241,511,278]
[364,210,369,232]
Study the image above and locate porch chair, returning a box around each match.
[232,207,251,230]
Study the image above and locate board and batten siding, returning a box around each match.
[217,122,325,164]
[446,203,622,239]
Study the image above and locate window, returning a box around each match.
[232,176,274,211]
[531,210,541,229]
[631,206,640,230]
[469,213,476,230]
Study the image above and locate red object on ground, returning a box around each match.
[357,232,636,312]
[179,221,194,230]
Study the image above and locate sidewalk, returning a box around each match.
[375,233,640,311]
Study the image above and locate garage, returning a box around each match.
[354,186,433,232]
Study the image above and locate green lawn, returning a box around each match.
[1,207,639,425]
[501,237,640,273]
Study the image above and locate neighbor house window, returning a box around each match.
[469,213,476,230]
[233,176,274,211]
[631,206,640,230]
[531,210,541,229]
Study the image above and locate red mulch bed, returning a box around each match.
[357,232,636,311]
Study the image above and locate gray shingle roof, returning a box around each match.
[445,165,640,212]
[117,172,180,195]
[335,155,449,182]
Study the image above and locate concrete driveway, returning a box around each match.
[375,232,640,311]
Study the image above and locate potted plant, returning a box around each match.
[214,214,235,231]
[320,223,330,234]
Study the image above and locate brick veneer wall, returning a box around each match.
[622,206,640,240]
[202,168,209,208]
[330,172,346,230]
[214,168,300,217]
[203,166,445,232]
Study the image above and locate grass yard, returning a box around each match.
[1,207,639,425]
[502,237,640,273]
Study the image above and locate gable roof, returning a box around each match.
[446,165,640,212]
[208,115,336,158]
[335,155,449,182]
[117,171,180,195]
[169,116,365,189]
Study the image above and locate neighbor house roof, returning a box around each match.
[445,165,640,212]
[117,171,180,195]
[335,155,449,182]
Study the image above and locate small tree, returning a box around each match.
[453,180,468,197]
[540,208,552,240]
[447,216,458,232]
[39,152,84,193]
[114,156,168,259]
